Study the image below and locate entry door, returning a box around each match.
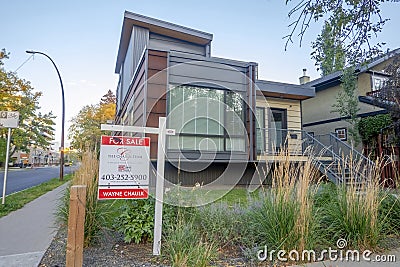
[270,108,287,152]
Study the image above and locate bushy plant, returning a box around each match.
[318,181,381,249]
[114,198,155,243]
[379,192,400,235]
[163,220,217,267]
[194,202,243,248]
[239,153,321,260]
[57,150,111,247]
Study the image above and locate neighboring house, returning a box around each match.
[302,49,400,146]
[114,11,315,185]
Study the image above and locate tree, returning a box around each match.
[374,54,400,145]
[332,66,361,146]
[285,0,391,63]
[311,20,345,76]
[69,90,116,152]
[0,49,55,165]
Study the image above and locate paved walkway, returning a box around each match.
[0,183,68,267]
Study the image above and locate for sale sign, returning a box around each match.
[98,136,150,199]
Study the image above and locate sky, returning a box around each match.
[2,0,399,147]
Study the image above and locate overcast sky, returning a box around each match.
[2,0,399,145]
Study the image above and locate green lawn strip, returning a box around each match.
[0,174,72,218]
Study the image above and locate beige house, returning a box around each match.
[302,49,399,145]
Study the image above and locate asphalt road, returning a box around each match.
[0,166,75,196]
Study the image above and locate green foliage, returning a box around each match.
[242,190,319,254]
[379,193,400,236]
[0,49,55,157]
[358,114,392,145]
[114,199,155,243]
[373,54,400,145]
[285,0,389,63]
[68,90,116,152]
[332,67,361,145]
[311,21,345,75]
[316,183,381,249]
[163,220,217,267]
[194,202,242,248]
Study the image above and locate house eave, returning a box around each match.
[256,79,315,100]
[115,11,213,73]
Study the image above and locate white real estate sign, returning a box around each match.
[98,135,150,200]
[0,111,19,128]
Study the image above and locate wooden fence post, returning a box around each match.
[66,185,87,267]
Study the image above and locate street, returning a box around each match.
[0,166,75,196]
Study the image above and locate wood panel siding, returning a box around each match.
[256,97,302,158]
[146,50,168,159]
[261,97,302,130]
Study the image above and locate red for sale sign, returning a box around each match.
[98,136,150,200]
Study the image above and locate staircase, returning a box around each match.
[305,132,374,187]
[260,128,375,186]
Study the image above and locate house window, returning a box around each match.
[167,85,245,152]
[256,107,265,154]
[335,128,347,141]
[372,76,387,91]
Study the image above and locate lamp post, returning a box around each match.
[26,50,65,181]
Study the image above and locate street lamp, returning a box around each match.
[26,50,65,181]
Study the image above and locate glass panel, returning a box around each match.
[182,88,196,134]
[168,135,179,149]
[182,136,196,150]
[167,85,245,152]
[197,137,223,151]
[271,109,287,151]
[256,107,265,153]
[225,91,245,136]
[196,118,208,134]
[226,137,245,152]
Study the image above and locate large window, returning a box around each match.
[167,85,245,152]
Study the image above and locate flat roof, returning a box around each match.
[115,11,213,73]
[256,79,315,100]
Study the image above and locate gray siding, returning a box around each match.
[149,33,206,56]
[169,53,249,92]
[120,26,149,105]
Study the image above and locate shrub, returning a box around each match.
[194,202,243,248]
[163,220,217,267]
[239,152,321,260]
[318,180,381,249]
[114,198,155,243]
[379,192,400,235]
[57,150,111,247]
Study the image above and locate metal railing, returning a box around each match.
[256,128,373,184]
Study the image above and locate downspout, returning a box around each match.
[248,65,254,161]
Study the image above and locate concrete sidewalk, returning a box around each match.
[0,183,68,267]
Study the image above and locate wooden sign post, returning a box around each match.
[66,185,87,267]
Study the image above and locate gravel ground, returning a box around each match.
[39,227,169,267]
[39,227,252,267]
[41,227,400,267]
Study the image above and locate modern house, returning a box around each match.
[114,11,316,185]
[302,49,399,144]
